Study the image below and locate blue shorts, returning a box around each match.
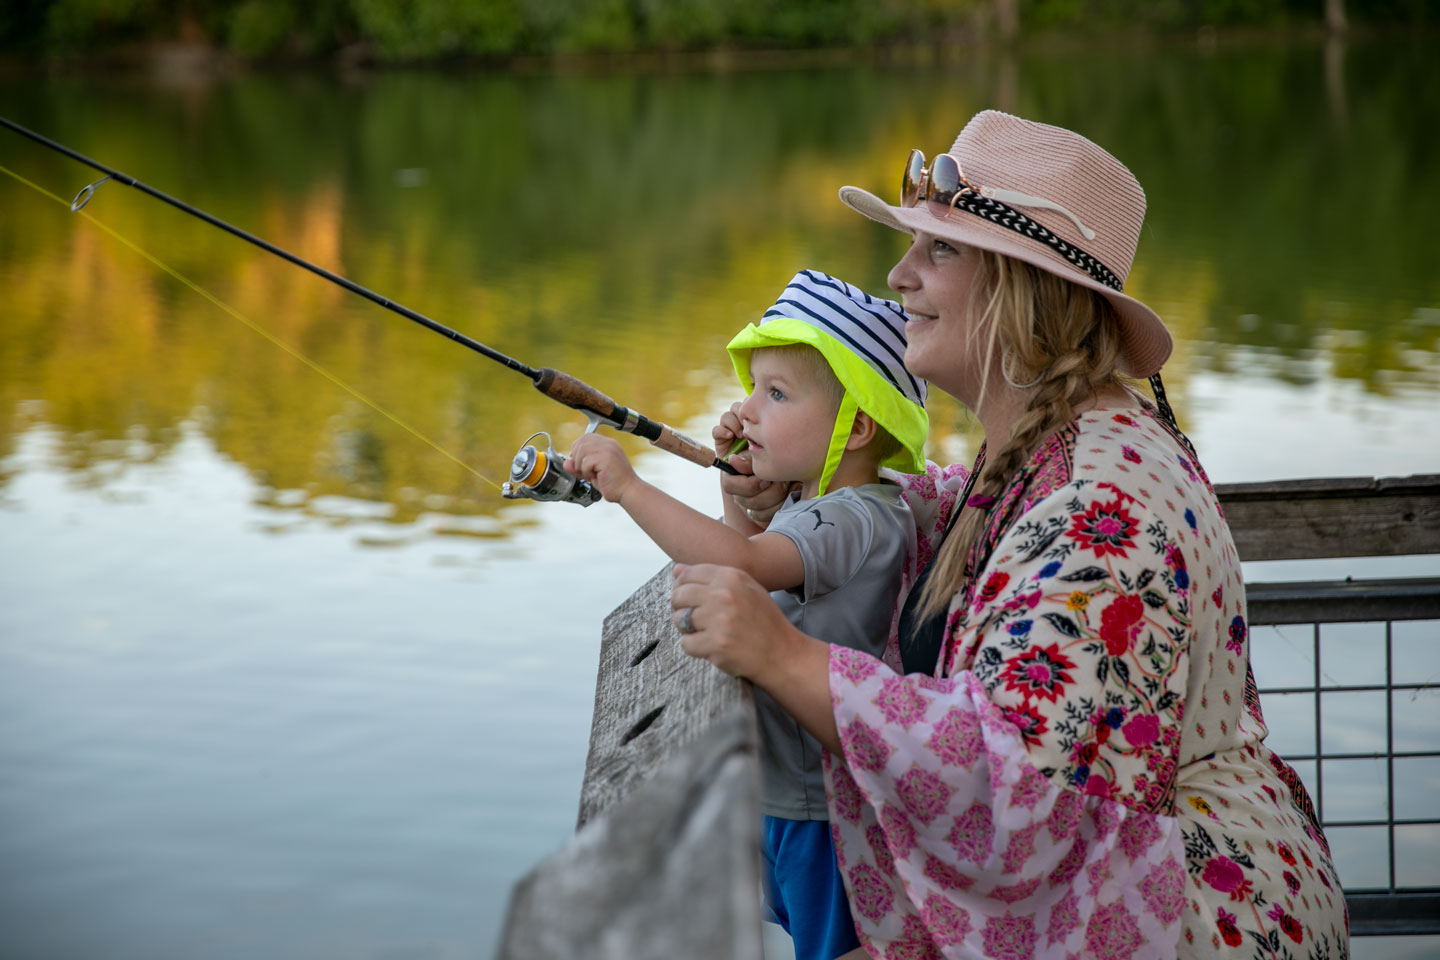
[761,816,861,960]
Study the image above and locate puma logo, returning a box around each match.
[805,508,835,530]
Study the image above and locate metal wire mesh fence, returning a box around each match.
[1248,585,1440,936]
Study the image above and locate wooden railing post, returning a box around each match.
[1216,473,1440,561]
[497,707,762,960]
[498,562,763,957]
[577,562,755,827]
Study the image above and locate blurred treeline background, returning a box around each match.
[0,0,1432,62]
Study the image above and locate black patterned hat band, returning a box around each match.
[838,110,1173,380]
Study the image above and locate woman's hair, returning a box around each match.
[915,250,1126,621]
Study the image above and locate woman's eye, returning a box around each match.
[932,238,957,256]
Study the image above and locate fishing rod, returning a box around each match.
[0,115,739,506]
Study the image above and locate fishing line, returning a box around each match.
[0,116,739,499]
[0,161,505,492]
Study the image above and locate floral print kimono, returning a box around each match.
[825,405,1349,959]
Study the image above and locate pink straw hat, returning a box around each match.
[838,110,1172,379]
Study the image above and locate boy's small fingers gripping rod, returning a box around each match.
[532,368,740,475]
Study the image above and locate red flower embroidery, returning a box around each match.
[1268,903,1305,944]
[1099,593,1146,656]
[1216,908,1243,947]
[1122,713,1160,747]
[1202,856,1255,902]
[1067,498,1139,558]
[1002,702,1049,747]
[1003,589,1042,612]
[1277,841,1297,866]
[1122,445,1142,464]
[976,571,1010,609]
[1227,614,1248,654]
[1000,643,1076,703]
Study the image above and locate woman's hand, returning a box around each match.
[670,562,793,680]
[713,401,791,527]
[671,563,840,753]
[566,434,637,504]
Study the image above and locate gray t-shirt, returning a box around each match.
[754,481,915,820]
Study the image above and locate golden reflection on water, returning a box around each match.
[1,39,1436,533]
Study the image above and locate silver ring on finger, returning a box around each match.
[677,606,697,634]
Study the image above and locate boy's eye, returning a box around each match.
[769,387,785,402]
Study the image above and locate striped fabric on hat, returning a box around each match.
[761,269,927,408]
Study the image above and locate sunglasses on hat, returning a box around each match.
[900,149,1097,242]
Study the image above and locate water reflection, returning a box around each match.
[2,35,1437,526]
[1,36,1439,960]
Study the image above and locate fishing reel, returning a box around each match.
[501,431,602,507]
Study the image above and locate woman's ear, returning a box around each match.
[845,411,878,451]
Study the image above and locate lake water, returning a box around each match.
[1,34,1438,959]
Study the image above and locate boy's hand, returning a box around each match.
[713,401,791,527]
[566,434,638,505]
[712,402,748,465]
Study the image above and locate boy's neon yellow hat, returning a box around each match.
[727,269,928,497]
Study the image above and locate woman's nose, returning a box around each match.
[888,243,920,294]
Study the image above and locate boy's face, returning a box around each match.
[736,349,840,496]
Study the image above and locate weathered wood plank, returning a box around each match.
[1245,576,1440,625]
[1215,474,1440,561]
[578,562,752,827]
[1346,892,1440,937]
[498,707,762,960]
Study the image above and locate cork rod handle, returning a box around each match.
[532,368,620,419]
[532,368,732,473]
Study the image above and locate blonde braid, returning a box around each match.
[916,252,1125,622]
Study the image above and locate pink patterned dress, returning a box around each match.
[825,405,1349,959]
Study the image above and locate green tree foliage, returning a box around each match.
[36,0,163,51]
[9,0,1433,60]
[348,0,524,58]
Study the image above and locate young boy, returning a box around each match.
[566,269,927,960]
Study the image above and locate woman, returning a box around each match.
[675,111,1348,959]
